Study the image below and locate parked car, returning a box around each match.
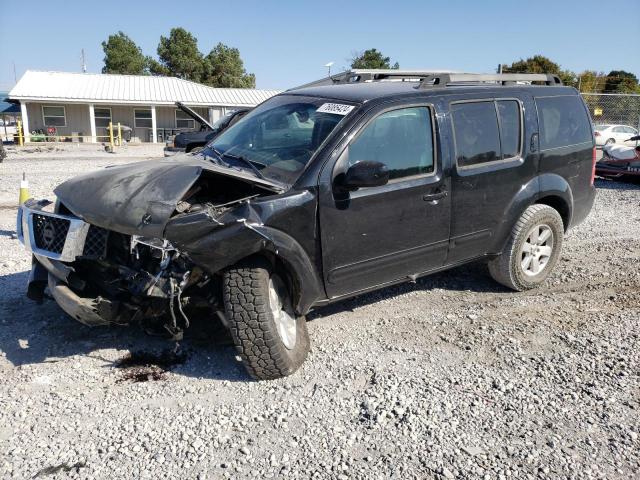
[17,72,595,380]
[164,103,251,156]
[594,124,639,146]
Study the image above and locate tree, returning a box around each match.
[101,32,148,75]
[603,70,639,93]
[502,55,578,87]
[204,43,255,88]
[350,48,399,69]
[576,70,607,93]
[156,27,206,81]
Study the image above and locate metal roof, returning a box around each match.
[8,71,281,107]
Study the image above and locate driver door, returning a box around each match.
[318,103,451,298]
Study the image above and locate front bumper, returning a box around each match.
[18,200,117,325]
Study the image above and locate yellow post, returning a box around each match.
[108,122,114,150]
[17,119,23,146]
[117,122,122,146]
[19,172,30,204]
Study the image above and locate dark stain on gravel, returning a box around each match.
[115,348,189,383]
[33,461,86,478]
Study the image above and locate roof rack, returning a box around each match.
[416,73,562,89]
[290,69,460,90]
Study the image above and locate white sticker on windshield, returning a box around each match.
[317,103,355,115]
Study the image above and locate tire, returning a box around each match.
[488,204,564,291]
[605,138,615,145]
[222,257,309,380]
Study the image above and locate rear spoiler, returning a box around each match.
[175,102,214,130]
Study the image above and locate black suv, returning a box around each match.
[18,72,596,380]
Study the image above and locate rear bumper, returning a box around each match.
[596,163,640,177]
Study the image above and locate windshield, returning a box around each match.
[210,110,237,132]
[204,95,352,184]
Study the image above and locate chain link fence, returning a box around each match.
[581,93,640,130]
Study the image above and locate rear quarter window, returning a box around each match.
[536,96,592,150]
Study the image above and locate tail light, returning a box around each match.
[590,146,596,185]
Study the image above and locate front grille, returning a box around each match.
[82,225,109,258]
[32,213,70,254]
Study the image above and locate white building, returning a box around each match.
[8,71,280,143]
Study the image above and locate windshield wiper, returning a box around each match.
[220,151,266,180]
[203,146,231,168]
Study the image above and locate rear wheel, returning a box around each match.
[222,258,309,380]
[488,204,564,291]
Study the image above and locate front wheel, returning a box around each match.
[222,258,309,380]
[488,204,564,291]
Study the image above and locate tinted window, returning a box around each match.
[348,107,434,180]
[451,102,501,167]
[497,100,521,159]
[536,96,592,150]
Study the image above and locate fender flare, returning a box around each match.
[490,173,573,254]
[169,222,324,315]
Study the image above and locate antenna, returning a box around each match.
[81,49,87,73]
[324,62,334,78]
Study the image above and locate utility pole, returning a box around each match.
[13,62,17,82]
[81,49,87,73]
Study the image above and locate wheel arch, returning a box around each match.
[175,222,324,316]
[491,173,573,254]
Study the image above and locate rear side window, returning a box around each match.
[451,99,522,168]
[536,96,592,150]
[497,100,521,160]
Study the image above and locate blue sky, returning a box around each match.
[1,0,638,91]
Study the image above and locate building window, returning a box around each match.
[176,110,195,129]
[42,106,66,127]
[134,109,153,128]
[94,108,112,128]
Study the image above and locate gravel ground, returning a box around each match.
[0,153,639,479]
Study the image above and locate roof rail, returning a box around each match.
[290,69,460,90]
[416,73,562,89]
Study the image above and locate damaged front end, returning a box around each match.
[17,159,289,339]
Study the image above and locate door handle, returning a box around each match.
[422,190,448,203]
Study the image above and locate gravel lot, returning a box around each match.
[1,152,639,479]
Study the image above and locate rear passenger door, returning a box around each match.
[447,94,537,262]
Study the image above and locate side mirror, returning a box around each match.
[342,161,389,190]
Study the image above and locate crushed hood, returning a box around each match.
[54,157,283,238]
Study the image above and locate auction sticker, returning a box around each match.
[317,103,355,115]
